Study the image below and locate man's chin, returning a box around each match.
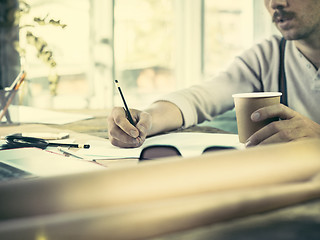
[277,29,300,41]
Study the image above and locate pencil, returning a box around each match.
[0,92,11,122]
[14,71,26,91]
[5,70,25,91]
[0,71,26,122]
[114,79,136,126]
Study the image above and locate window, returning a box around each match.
[114,0,176,108]
[18,0,91,109]
[18,0,273,110]
[114,0,256,108]
[204,0,253,78]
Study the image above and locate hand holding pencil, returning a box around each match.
[108,106,151,148]
[107,80,151,148]
[109,80,183,148]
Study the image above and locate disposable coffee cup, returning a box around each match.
[232,92,282,143]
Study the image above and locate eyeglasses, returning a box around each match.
[2,134,90,150]
[139,145,235,161]
[3,134,49,149]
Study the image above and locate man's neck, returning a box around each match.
[294,37,320,69]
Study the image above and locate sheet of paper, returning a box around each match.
[0,147,104,177]
[143,132,244,157]
[3,106,93,125]
[77,132,244,160]
[76,140,141,160]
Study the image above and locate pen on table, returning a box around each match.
[56,147,107,165]
[57,146,86,159]
[48,142,90,148]
[114,79,136,126]
[0,71,26,121]
[57,146,136,162]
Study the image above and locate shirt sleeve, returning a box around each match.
[157,35,282,128]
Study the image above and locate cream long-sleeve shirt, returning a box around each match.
[159,35,320,128]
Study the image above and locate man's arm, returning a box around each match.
[145,101,184,136]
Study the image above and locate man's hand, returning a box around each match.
[107,107,152,148]
[108,101,183,148]
[246,104,320,147]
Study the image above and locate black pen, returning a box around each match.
[114,80,136,126]
[47,142,90,149]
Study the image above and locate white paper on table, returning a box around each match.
[0,147,104,177]
[77,132,244,160]
[5,106,93,125]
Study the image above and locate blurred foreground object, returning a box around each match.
[0,139,320,239]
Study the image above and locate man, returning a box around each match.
[108,0,320,148]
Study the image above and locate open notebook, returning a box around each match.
[76,132,245,160]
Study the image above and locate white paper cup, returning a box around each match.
[233,92,282,143]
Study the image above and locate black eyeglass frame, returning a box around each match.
[139,144,236,161]
[139,145,182,161]
[4,134,49,149]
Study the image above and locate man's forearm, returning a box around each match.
[145,101,184,136]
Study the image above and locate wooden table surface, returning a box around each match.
[0,108,229,140]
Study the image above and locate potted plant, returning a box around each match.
[14,0,67,96]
